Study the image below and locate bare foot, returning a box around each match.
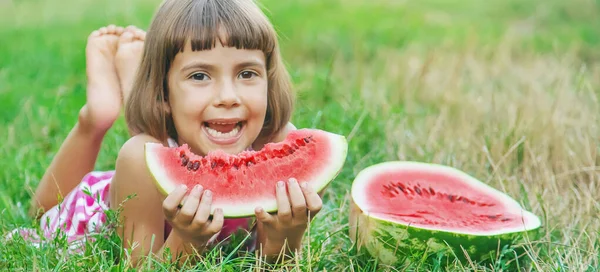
[116,25,146,106]
[83,24,125,134]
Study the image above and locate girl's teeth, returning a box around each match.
[206,126,240,138]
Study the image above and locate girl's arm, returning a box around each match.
[110,135,202,264]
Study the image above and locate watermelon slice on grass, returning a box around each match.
[349,161,542,265]
[145,129,348,218]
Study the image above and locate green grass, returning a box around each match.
[1,0,600,270]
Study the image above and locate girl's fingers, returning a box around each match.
[191,190,213,229]
[275,181,292,223]
[287,178,307,219]
[206,208,224,234]
[162,185,188,220]
[176,185,203,225]
[255,207,276,226]
[300,182,323,219]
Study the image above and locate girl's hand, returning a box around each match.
[254,178,323,251]
[162,185,224,247]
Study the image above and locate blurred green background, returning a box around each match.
[1,0,599,270]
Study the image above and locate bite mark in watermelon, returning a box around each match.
[349,161,541,265]
[145,129,347,218]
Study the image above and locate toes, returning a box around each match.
[134,29,146,41]
[125,25,137,32]
[96,25,125,36]
[124,25,146,41]
[107,24,116,33]
[89,30,100,38]
[115,26,125,35]
[119,31,135,45]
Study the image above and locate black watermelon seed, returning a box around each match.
[415,187,422,195]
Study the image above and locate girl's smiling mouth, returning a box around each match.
[202,119,246,145]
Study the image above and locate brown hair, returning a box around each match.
[126,0,294,143]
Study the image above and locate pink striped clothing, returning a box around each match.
[5,171,115,252]
[5,140,256,253]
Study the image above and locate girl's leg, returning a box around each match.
[116,25,146,112]
[30,25,126,217]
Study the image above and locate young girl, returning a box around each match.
[12,0,323,265]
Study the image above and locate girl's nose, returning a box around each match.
[214,81,241,108]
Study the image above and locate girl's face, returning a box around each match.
[166,40,268,155]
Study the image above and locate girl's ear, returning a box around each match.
[163,100,171,114]
[162,86,171,114]
[163,81,171,114]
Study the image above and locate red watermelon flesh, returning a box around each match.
[145,129,347,217]
[351,162,541,236]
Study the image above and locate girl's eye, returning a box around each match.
[239,71,258,79]
[191,73,209,81]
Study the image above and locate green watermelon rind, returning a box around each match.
[145,142,176,197]
[350,203,541,265]
[144,129,348,218]
[349,161,542,265]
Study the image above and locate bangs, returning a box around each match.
[167,0,276,58]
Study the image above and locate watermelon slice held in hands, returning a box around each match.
[349,161,542,265]
[145,129,348,218]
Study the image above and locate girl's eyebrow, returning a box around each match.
[234,61,265,71]
[181,62,214,73]
[181,60,266,73]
